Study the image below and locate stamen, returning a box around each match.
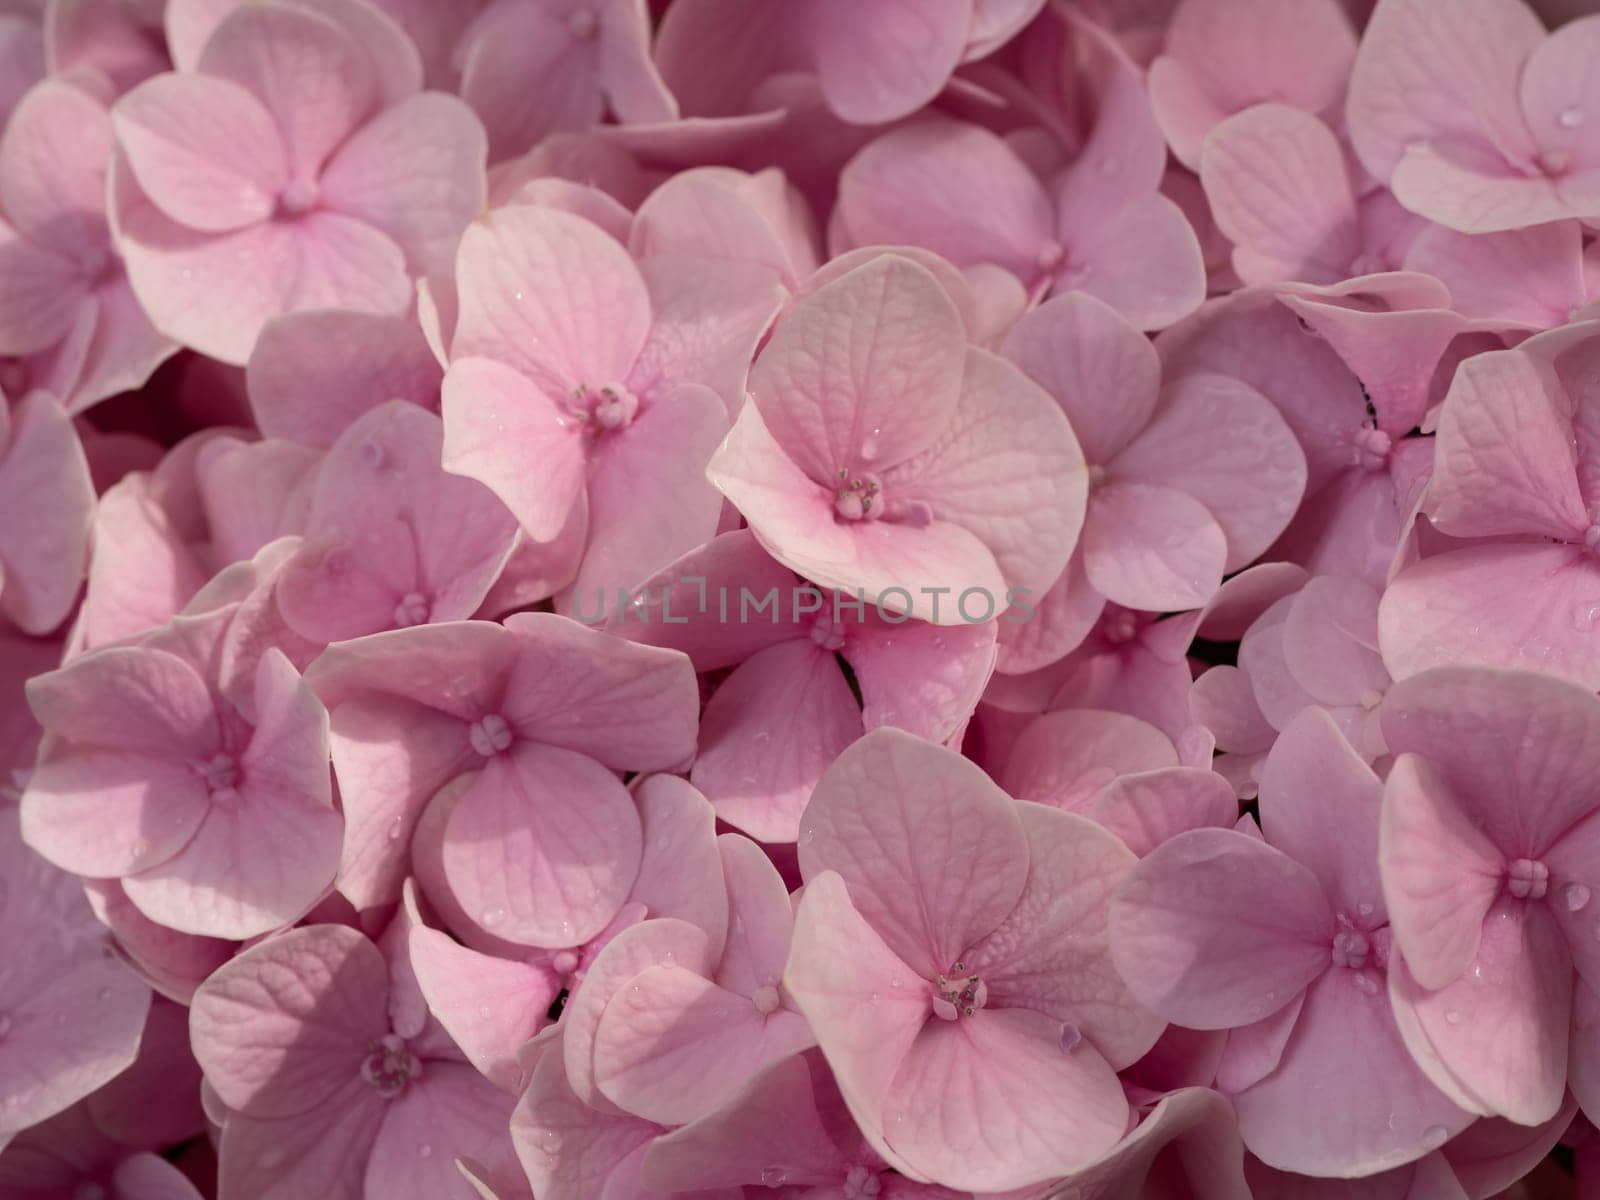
[469,714,514,757]
[1507,858,1549,900]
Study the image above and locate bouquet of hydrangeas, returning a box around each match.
[2,0,1599,1196]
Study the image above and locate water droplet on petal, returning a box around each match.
[1444,1008,1462,1025]
[1422,1125,1450,1148]
[760,1165,787,1187]
[418,1144,432,1159]
[1559,107,1585,129]
[481,908,506,928]
[1565,882,1592,912]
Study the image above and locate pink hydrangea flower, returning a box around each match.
[303,613,697,930]
[1379,666,1600,1126]
[0,79,176,413]
[1000,292,1306,638]
[190,922,526,1199]
[0,807,151,1153]
[785,728,1155,1191]
[22,606,341,939]
[834,63,1206,332]
[1380,340,1600,688]
[709,253,1086,626]
[110,0,488,363]
[1114,710,1474,1175]
[440,204,782,609]
[1347,0,1600,232]
[1148,0,1358,170]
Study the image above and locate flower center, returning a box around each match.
[469,713,513,757]
[392,592,430,628]
[193,753,240,805]
[809,614,848,651]
[551,949,580,975]
[1102,607,1143,646]
[1507,857,1549,900]
[1331,927,1370,969]
[277,178,319,218]
[569,383,638,432]
[360,1034,421,1098]
[1350,424,1391,470]
[1035,238,1067,276]
[834,470,883,521]
[841,1165,881,1198]
[752,983,782,1015]
[930,961,986,1020]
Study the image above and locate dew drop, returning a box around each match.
[1444,1008,1462,1025]
[387,818,403,841]
[760,1165,787,1187]
[1422,1125,1450,1148]
[1565,882,1592,912]
[1559,107,1585,129]
[418,1144,433,1159]
[481,908,506,928]
[478,1004,492,1019]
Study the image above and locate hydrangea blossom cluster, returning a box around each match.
[4,0,1600,1196]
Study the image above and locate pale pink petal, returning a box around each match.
[364,1061,520,1198]
[968,803,1164,1069]
[409,927,559,1092]
[691,640,861,844]
[628,775,730,948]
[1111,372,1307,570]
[593,965,814,1124]
[319,92,487,277]
[498,611,699,770]
[216,1088,386,1200]
[835,118,1055,278]
[1517,14,1600,172]
[1080,481,1228,612]
[441,742,641,947]
[561,917,715,1112]
[1110,827,1333,1029]
[1190,666,1276,756]
[449,206,650,404]
[888,347,1088,600]
[562,383,730,611]
[1055,191,1207,333]
[0,392,95,634]
[1388,902,1572,1126]
[0,77,114,248]
[196,2,377,181]
[513,1039,658,1200]
[246,308,442,448]
[881,1006,1128,1191]
[798,728,1029,979]
[1258,709,1386,922]
[190,924,387,1118]
[1200,105,1360,285]
[1000,707,1179,813]
[847,614,996,744]
[1280,576,1387,708]
[1233,967,1472,1176]
[782,871,932,1177]
[1092,767,1241,857]
[1427,349,1586,542]
[1346,0,1542,183]
[640,1052,851,1192]
[110,73,285,232]
[748,252,966,484]
[1379,544,1600,690]
[1152,0,1357,169]
[810,0,971,124]
[1380,662,1600,858]
[440,355,586,542]
[706,403,1009,625]
[1405,221,1592,328]
[1000,291,1162,465]
[0,229,86,356]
